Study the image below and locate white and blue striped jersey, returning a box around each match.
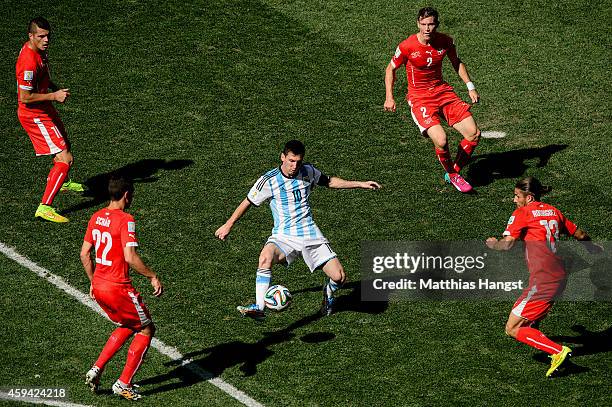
[247,164,330,239]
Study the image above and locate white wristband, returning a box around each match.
[466,81,476,91]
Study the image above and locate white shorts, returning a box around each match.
[266,235,337,272]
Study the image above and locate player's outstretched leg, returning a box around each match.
[237,267,270,321]
[321,258,346,316]
[451,116,480,175]
[86,327,133,393]
[113,324,154,400]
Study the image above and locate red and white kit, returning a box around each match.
[391,33,471,132]
[16,42,66,156]
[84,208,151,330]
[503,201,578,322]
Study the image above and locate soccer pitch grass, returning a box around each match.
[1,0,610,405]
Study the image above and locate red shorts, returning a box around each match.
[407,84,472,134]
[511,279,565,322]
[17,109,67,156]
[93,282,152,330]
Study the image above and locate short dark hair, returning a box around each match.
[417,7,439,24]
[28,17,51,33]
[515,176,550,201]
[283,140,305,157]
[108,176,134,201]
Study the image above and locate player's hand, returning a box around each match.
[468,89,480,104]
[151,276,163,297]
[363,181,382,190]
[384,98,396,112]
[485,237,498,249]
[54,89,70,103]
[89,283,95,300]
[215,223,232,241]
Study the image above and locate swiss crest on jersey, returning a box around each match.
[410,46,446,69]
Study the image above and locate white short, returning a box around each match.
[266,235,337,272]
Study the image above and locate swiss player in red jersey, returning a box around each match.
[16,17,83,223]
[384,7,480,193]
[80,177,163,400]
[486,177,601,377]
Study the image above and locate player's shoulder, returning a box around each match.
[510,205,530,220]
[301,163,321,174]
[399,34,418,49]
[433,33,454,47]
[263,167,281,177]
[17,43,37,63]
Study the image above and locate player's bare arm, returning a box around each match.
[80,240,95,299]
[215,198,252,241]
[384,62,398,112]
[123,246,163,297]
[19,87,70,104]
[328,177,381,190]
[486,235,516,251]
[447,46,479,104]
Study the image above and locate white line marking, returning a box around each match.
[481,131,507,139]
[0,242,264,407]
[0,392,92,407]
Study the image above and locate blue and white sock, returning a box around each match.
[325,278,340,299]
[256,268,272,311]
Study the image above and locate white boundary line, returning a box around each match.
[481,131,507,139]
[0,242,264,407]
[0,392,92,407]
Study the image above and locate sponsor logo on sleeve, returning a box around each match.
[128,221,136,232]
[507,216,515,225]
[24,71,34,81]
[394,47,401,58]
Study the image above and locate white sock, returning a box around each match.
[325,278,340,298]
[256,268,271,310]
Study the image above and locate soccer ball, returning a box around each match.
[264,285,292,311]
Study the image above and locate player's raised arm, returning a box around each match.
[215,198,252,241]
[124,246,163,297]
[384,62,398,112]
[328,176,381,190]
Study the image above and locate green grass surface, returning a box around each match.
[0,0,610,405]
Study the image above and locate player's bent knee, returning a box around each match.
[504,323,518,338]
[471,129,481,142]
[336,267,346,285]
[55,150,73,166]
[141,322,155,337]
[258,253,274,269]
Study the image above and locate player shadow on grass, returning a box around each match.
[137,281,388,395]
[466,144,568,187]
[137,314,323,395]
[292,280,390,315]
[62,159,193,214]
[530,324,612,377]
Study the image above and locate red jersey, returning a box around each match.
[15,42,55,115]
[390,33,455,93]
[503,201,577,276]
[84,208,139,285]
